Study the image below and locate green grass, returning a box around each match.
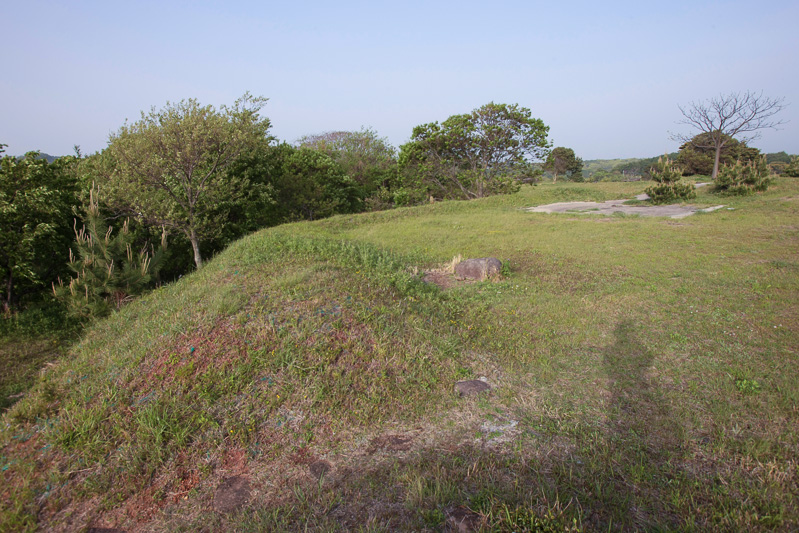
[2,179,798,531]
[0,306,77,412]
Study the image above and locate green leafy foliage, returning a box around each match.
[645,155,696,204]
[543,146,583,182]
[53,188,166,320]
[714,156,772,195]
[611,153,680,180]
[200,142,279,249]
[735,377,761,395]
[100,93,272,269]
[0,152,79,313]
[765,151,794,164]
[297,128,398,209]
[398,102,550,202]
[677,132,760,176]
[271,146,362,221]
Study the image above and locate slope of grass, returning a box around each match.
[1,308,78,412]
[2,179,798,531]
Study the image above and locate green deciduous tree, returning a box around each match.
[677,132,760,176]
[297,128,398,207]
[672,91,786,180]
[398,102,550,202]
[272,146,361,221]
[543,147,583,182]
[0,152,79,313]
[102,93,272,269]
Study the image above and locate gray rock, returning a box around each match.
[454,258,502,281]
[214,475,251,514]
[455,380,491,396]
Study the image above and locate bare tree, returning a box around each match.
[672,91,787,179]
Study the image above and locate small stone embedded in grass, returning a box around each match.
[455,379,491,396]
[213,475,251,514]
[454,258,502,281]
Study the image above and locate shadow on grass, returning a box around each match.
[200,322,691,532]
[599,319,685,530]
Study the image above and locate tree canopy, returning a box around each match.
[677,133,760,176]
[296,128,397,203]
[53,187,166,320]
[102,93,272,269]
[271,146,361,221]
[543,147,583,182]
[398,103,550,202]
[0,152,79,313]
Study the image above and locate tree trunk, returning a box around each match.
[712,143,722,180]
[189,229,203,269]
[3,271,12,315]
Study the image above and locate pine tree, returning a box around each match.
[714,156,772,195]
[645,155,696,204]
[783,156,799,178]
[53,187,166,319]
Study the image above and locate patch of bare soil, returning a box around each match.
[308,460,332,479]
[423,270,471,290]
[213,476,251,514]
[444,505,485,532]
[367,433,415,454]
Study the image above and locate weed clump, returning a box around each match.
[645,155,695,204]
[735,377,761,395]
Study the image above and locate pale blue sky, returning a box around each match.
[2,0,797,159]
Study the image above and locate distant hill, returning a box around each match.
[12,152,60,163]
[583,153,679,180]
[584,151,796,180]
[765,151,794,164]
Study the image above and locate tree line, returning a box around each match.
[1,99,554,318]
[3,91,792,320]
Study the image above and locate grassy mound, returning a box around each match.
[2,180,798,531]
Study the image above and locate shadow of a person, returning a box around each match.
[601,320,684,529]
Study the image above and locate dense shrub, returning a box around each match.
[714,157,772,195]
[784,157,799,178]
[645,156,695,204]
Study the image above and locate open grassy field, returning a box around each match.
[2,179,797,531]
